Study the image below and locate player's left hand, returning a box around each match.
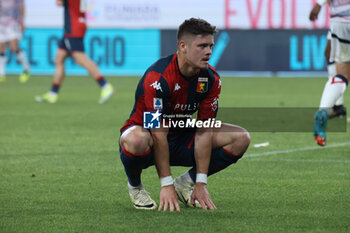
[191,183,216,210]
[158,185,180,212]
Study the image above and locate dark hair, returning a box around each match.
[177,18,217,42]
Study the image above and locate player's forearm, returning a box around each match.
[194,128,213,175]
[151,129,171,178]
[19,3,24,23]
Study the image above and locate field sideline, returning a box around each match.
[0,75,349,233]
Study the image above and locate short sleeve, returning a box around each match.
[143,71,170,113]
[197,71,221,120]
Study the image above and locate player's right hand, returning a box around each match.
[191,183,216,210]
[158,185,180,212]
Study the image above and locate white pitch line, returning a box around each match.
[245,142,350,158]
[278,158,350,163]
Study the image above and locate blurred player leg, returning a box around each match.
[314,22,350,146]
[35,49,68,103]
[0,42,7,82]
[9,39,31,83]
[325,37,346,118]
[72,52,114,104]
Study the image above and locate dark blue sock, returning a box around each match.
[119,146,153,187]
[188,147,243,182]
[51,83,60,93]
[96,76,107,87]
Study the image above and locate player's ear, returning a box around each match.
[178,40,187,54]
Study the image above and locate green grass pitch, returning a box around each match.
[0,75,349,233]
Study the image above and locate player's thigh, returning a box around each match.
[71,51,88,63]
[0,42,7,53]
[211,123,249,149]
[55,48,68,64]
[336,62,350,80]
[119,125,153,149]
[9,39,19,52]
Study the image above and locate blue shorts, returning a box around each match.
[119,129,242,176]
[120,130,206,168]
[58,37,85,55]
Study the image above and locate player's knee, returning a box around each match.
[233,129,250,155]
[123,132,150,154]
[55,56,65,66]
[10,46,18,53]
[240,130,251,148]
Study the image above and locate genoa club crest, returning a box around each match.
[196,77,208,93]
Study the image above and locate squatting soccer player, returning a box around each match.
[36,0,114,104]
[313,0,350,146]
[119,18,250,211]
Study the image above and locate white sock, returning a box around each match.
[0,55,7,77]
[328,63,344,106]
[49,91,58,97]
[102,83,110,90]
[327,62,336,79]
[128,182,142,189]
[16,50,30,72]
[335,95,344,106]
[180,172,195,185]
[320,75,347,110]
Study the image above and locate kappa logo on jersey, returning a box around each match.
[143,110,161,129]
[150,81,163,92]
[211,97,218,112]
[153,98,163,110]
[196,77,208,93]
[174,83,181,91]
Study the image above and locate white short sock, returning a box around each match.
[180,172,195,185]
[328,63,344,106]
[0,55,7,77]
[128,182,142,189]
[16,50,30,72]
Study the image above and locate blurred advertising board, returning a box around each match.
[162,29,329,76]
[7,29,328,76]
[26,0,329,29]
[6,29,160,75]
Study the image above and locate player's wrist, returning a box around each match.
[196,173,207,184]
[160,176,174,187]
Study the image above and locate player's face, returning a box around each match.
[185,34,214,69]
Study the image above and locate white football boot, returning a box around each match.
[128,183,157,210]
[174,176,201,208]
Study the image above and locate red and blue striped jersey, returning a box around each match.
[63,0,86,38]
[121,53,222,133]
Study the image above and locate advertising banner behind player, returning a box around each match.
[26,0,329,29]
